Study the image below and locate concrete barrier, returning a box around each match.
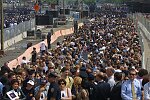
[8,23,83,69]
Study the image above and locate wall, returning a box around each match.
[8,23,83,69]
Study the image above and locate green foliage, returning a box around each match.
[42,0,57,3]
[83,0,96,4]
[96,0,125,3]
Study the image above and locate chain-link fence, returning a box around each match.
[127,13,150,70]
[128,13,150,33]
[146,58,150,72]
[0,18,35,42]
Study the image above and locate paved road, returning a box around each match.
[0,21,74,67]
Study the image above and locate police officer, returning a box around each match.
[47,72,61,100]
[47,31,52,49]
[74,20,78,33]
[87,73,97,100]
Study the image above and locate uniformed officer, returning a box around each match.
[47,72,61,100]
[47,31,52,49]
[74,20,78,33]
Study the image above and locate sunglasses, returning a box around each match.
[60,83,65,85]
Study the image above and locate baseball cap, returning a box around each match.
[80,71,88,78]
[40,78,47,84]
[27,80,34,86]
[88,73,95,80]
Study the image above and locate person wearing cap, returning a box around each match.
[22,69,35,88]
[35,78,49,100]
[47,72,61,100]
[22,80,35,100]
[86,73,96,100]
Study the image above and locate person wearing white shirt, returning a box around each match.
[10,23,14,28]
[106,67,115,88]
[40,40,47,55]
[21,56,30,65]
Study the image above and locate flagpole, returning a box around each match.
[0,0,4,51]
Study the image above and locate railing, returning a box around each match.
[127,13,150,71]
[129,13,150,33]
[0,18,35,41]
[146,58,150,72]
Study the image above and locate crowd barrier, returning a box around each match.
[8,23,83,69]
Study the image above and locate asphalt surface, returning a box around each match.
[0,21,74,67]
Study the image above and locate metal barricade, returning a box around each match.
[146,58,150,72]
[0,18,35,42]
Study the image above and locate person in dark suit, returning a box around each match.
[47,72,60,100]
[94,72,111,100]
[110,72,123,100]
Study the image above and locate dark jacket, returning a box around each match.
[47,82,61,100]
[94,81,111,100]
[110,81,122,100]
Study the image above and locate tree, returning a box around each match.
[96,0,125,3]
[42,0,57,4]
[83,0,96,4]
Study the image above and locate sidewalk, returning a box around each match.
[0,21,74,67]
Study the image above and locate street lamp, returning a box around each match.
[0,0,4,51]
[79,0,83,19]
[63,0,65,15]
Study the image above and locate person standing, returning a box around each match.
[94,72,111,100]
[35,78,49,100]
[3,79,26,100]
[47,31,52,49]
[143,73,150,100]
[110,72,123,100]
[106,67,115,88]
[40,40,47,56]
[31,47,37,64]
[121,68,142,100]
[58,79,72,100]
[47,72,60,100]
[22,80,35,100]
[0,82,3,99]
[74,21,78,33]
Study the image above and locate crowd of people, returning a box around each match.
[1,7,34,28]
[0,4,150,100]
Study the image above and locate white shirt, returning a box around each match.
[10,23,14,28]
[21,60,30,64]
[40,41,46,51]
[61,88,72,99]
[107,75,115,88]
